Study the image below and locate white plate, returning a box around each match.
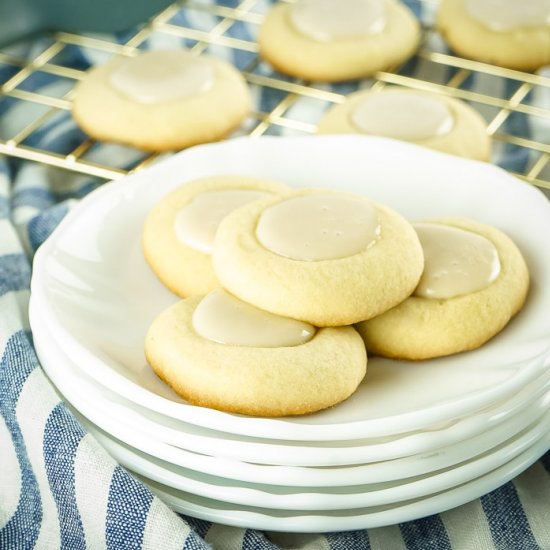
[137,434,550,532]
[34,307,550,490]
[78,409,550,511]
[33,300,550,472]
[30,135,550,441]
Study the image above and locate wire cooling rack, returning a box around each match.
[0,0,549,190]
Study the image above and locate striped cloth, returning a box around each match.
[1,1,550,549]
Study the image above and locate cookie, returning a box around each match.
[258,0,421,82]
[317,88,491,161]
[436,0,550,71]
[356,218,530,360]
[212,188,424,327]
[145,290,367,417]
[72,49,251,152]
[142,175,288,297]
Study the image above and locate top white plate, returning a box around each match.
[31,135,550,441]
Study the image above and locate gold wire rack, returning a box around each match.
[0,0,549,190]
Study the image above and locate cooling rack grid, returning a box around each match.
[0,0,549,191]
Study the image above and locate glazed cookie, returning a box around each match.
[317,88,491,161]
[437,0,550,71]
[258,0,421,81]
[356,218,530,360]
[142,175,288,297]
[72,49,251,151]
[212,188,424,326]
[145,290,367,416]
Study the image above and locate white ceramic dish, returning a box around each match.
[79,409,550,511]
[136,434,550,532]
[30,136,550,441]
[33,307,550,487]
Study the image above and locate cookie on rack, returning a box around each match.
[317,87,491,161]
[145,289,367,417]
[356,217,530,360]
[72,49,251,152]
[212,188,424,327]
[258,0,421,81]
[142,175,288,297]
[436,0,550,71]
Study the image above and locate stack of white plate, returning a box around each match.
[29,136,550,532]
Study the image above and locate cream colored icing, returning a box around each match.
[289,0,387,42]
[256,193,381,261]
[351,91,455,141]
[109,50,215,104]
[175,189,270,253]
[466,0,550,32]
[192,289,316,347]
[413,223,501,299]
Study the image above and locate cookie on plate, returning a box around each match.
[142,175,288,297]
[317,88,491,161]
[72,49,251,151]
[356,218,530,360]
[145,290,367,416]
[212,188,424,326]
[258,0,421,81]
[437,0,550,71]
